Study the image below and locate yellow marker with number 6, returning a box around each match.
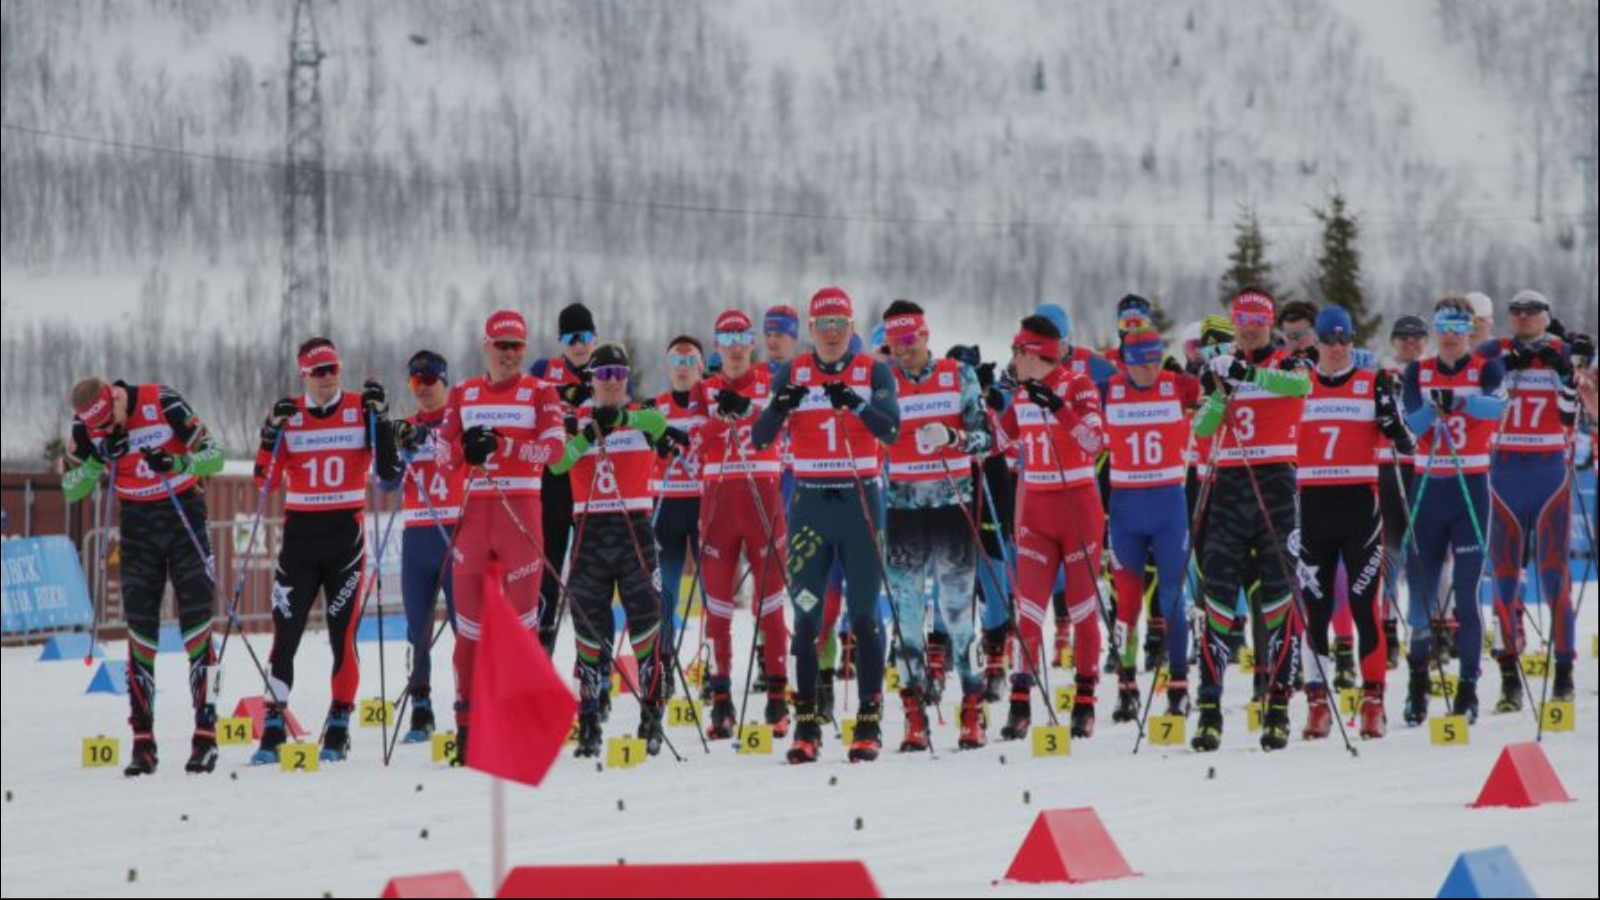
[736,724,774,756]
[279,743,319,773]
[82,736,120,769]
[1032,725,1071,758]
[1430,715,1470,747]
[1149,715,1186,746]
[217,717,253,746]
[431,731,459,765]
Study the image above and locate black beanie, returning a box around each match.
[589,342,631,370]
[558,303,596,337]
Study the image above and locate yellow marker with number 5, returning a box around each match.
[1149,715,1186,747]
[81,736,120,769]
[1430,715,1470,747]
[1541,701,1575,733]
[217,717,253,746]
[279,743,319,773]
[1032,725,1071,758]
[432,732,459,764]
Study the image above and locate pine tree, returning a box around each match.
[1311,190,1382,344]
[1218,204,1285,305]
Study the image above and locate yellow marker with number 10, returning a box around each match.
[81,736,120,769]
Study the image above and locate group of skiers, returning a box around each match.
[64,285,1597,775]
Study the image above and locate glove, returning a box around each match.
[772,382,808,413]
[103,427,130,460]
[716,389,752,419]
[1536,344,1573,379]
[563,414,580,437]
[1023,379,1064,414]
[559,383,593,408]
[637,397,658,410]
[1569,333,1595,367]
[393,420,423,453]
[659,427,691,458]
[140,446,184,476]
[462,425,499,466]
[975,362,997,392]
[823,380,863,412]
[361,379,388,415]
[593,405,627,435]
[1393,431,1417,458]
[1503,343,1535,371]
[1208,354,1252,386]
[270,397,299,425]
[915,422,958,454]
[1429,389,1462,414]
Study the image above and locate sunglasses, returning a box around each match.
[667,353,702,369]
[1508,305,1548,318]
[1318,333,1355,347]
[1282,327,1314,342]
[492,340,526,352]
[811,316,852,333]
[560,331,596,346]
[1434,316,1474,336]
[592,365,630,383]
[409,373,443,390]
[308,364,340,379]
[714,331,756,348]
[1233,312,1274,329]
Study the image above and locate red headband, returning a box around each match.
[297,343,341,376]
[809,286,854,319]
[1013,328,1061,361]
[75,383,116,429]
[884,313,928,345]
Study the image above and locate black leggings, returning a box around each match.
[121,491,215,728]
[268,511,365,710]
[1300,485,1387,687]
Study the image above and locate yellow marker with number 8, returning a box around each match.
[1541,701,1575,733]
[82,736,120,769]
[279,743,319,773]
[217,717,253,746]
[736,725,774,756]
[1149,715,1186,746]
[1032,725,1071,758]
[606,736,647,770]
[1430,715,1470,747]
[432,732,459,764]
[359,698,394,728]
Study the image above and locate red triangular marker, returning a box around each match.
[466,589,577,788]
[1471,742,1573,809]
[1004,808,1139,885]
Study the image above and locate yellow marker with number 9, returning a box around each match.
[1541,701,1575,733]
[432,732,459,764]
[1032,725,1071,758]
[1430,715,1469,747]
[279,743,319,773]
[1149,715,1186,746]
[217,717,253,746]
[82,736,120,769]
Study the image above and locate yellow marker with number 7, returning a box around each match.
[1149,715,1186,747]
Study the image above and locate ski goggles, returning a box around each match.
[307,364,341,379]
[408,372,444,391]
[1433,311,1474,335]
[667,352,703,369]
[491,340,526,353]
[1508,299,1551,317]
[811,316,852,333]
[559,330,596,347]
[1232,310,1274,329]
[714,330,756,348]
[591,365,630,383]
[1316,330,1355,346]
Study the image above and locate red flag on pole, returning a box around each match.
[466,589,576,788]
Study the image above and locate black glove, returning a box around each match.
[975,362,997,393]
[823,379,863,412]
[1023,379,1064,414]
[103,427,130,460]
[772,382,808,413]
[984,387,1007,413]
[462,425,499,466]
[1162,356,1185,375]
[580,422,601,446]
[1536,344,1573,379]
[1393,431,1417,458]
[1429,388,1462,414]
[655,427,691,459]
[559,383,593,408]
[563,414,580,437]
[593,405,627,435]
[1569,333,1595,367]
[637,397,658,410]
[393,420,422,453]
[1503,343,1534,371]
[140,446,179,475]
[361,379,388,415]
[716,389,752,419]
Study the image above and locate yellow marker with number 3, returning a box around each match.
[279,743,319,773]
[1032,725,1071,758]
[217,717,253,746]
[1149,715,1186,746]
[606,736,647,770]
[1430,715,1470,747]
[359,698,394,728]
[431,732,459,764]
[736,724,774,756]
[1541,701,1575,733]
[81,736,120,769]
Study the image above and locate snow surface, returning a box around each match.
[2,589,1597,898]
